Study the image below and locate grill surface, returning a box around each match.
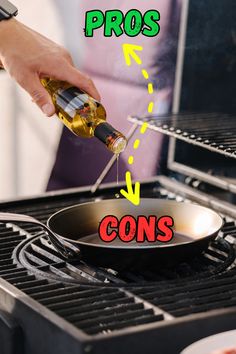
[129,112,236,159]
[1,180,236,353]
[0,183,236,333]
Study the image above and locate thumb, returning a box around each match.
[20,73,55,116]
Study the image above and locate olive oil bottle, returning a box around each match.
[41,78,127,154]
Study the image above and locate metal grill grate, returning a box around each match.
[129,112,236,158]
[0,183,236,337]
[0,222,164,335]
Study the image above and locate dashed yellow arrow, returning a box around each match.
[120,171,140,206]
[121,43,154,207]
[122,44,143,66]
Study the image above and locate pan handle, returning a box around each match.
[0,212,77,259]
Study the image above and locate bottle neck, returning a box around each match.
[94,122,127,153]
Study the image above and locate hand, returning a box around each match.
[211,348,236,354]
[0,18,100,116]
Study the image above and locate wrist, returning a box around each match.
[0,15,16,32]
[0,17,17,62]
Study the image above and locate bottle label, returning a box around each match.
[94,122,118,143]
[56,87,89,117]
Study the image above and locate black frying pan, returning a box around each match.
[0,199,223,270]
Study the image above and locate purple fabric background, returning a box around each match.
[47,0,182,190]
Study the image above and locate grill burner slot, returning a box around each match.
[129,112,236,158]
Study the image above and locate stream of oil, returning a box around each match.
[115,154,120,199]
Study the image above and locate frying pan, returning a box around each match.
[0,199,223,270]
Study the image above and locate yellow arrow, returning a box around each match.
[120,171,140,206]
[122,44,143,66]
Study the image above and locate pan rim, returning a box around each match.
[47,198,223,250]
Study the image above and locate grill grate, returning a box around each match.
[0,223,164,335]
[0,183,236,338]
[129,112,236,158]
[14,231,234,285]
[0,188,235,336]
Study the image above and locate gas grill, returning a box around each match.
[0,1,235,353]
[1,175,236,354]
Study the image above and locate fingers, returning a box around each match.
[46,60,101,101]
[18,72,55,116]
[66,67,101,102]
[15,53,101,118]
